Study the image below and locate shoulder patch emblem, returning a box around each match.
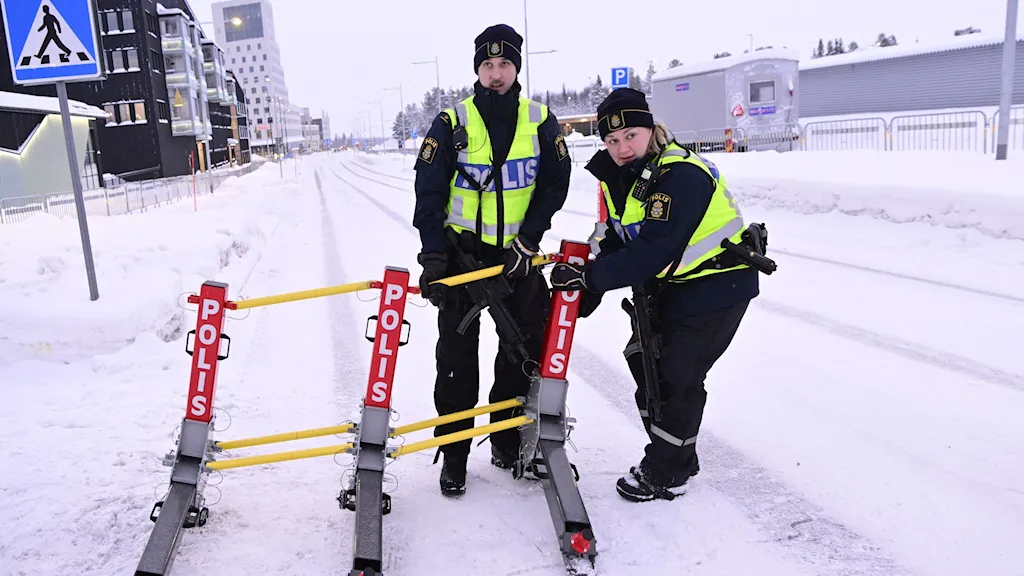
[419,137,438,164]
[554,134,569,161]
[440,112,452,125]
[647,192,671,222]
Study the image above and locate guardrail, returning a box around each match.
[0,161,265,225]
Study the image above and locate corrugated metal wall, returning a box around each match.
[800,41,1024,117]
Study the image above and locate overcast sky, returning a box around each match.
[187,0,1022,139]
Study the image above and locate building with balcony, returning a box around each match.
[0,0,244,182]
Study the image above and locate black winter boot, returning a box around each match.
[490,444,517,469]
[615,464,690,503]
[439,453,467,496]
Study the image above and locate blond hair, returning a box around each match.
[645,122,673,156]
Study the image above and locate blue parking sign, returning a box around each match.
[1,0,104,85]
[611,67,629,88]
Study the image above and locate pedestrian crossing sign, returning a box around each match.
[1,0,103,85]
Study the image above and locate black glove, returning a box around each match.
[417,252,448,308]
[578,291,603,318]
[501,236,539,281]
[550,262,588,291]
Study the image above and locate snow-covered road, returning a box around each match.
[1,150,1021,576]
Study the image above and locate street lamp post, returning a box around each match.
[412,58,442,114]
[266,75,283,177]
[384,86,406,147]
[368,101,387,148]
[360,110,373,148]
[522,0,557,99]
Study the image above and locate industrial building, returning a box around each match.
[798,32,1024,118]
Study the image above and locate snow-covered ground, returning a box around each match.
[1,148,1022,576]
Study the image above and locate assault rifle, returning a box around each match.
[446,229,532,367]
[621,282,663,423]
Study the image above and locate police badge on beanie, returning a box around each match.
[474,24,523,72]
[597,87,655,139]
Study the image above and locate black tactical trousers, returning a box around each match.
[432,265,550,459]
[625,300,749,484]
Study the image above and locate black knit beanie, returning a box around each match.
[473,24,523,73]
[596,87,655,139]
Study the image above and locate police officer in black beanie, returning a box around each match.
[550,87,768,503]
[412,23,572,497]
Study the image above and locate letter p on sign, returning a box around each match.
[611,67,629,88]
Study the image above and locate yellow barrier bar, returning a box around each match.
[207,442,354,471]
[215,423,355,450]
[232,280,376,310]
[391,399,522,437]
[432,254,554,287]
[389,416,532,458]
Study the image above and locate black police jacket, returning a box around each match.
[584,146,758,318]
[412,80,571,257]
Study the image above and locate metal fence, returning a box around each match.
[801,106,1024,153]
[0,160,265,225]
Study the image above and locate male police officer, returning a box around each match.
[412,24,572,497]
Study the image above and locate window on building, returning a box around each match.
[247,44,251,51]
[232,57,236,64]
[236,46,240,52]
[260,65,264,72]
[101,9,135,34]
[254,76,259,83]
[106,48,139,72]
[262,86,267,93]
[252,87,257,94]
[242,56,246,63]
[127,48,140,70]
[103,104,116,125]
[146,11,158,36]
[749,80,776,103]
[255,97,261,104]
[134,102,147,122]
[156,99,170,122]
[257,118,263,124]
[258,43,262,49]
[263,54,267,61]
[150,49,162,73]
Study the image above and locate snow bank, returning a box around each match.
[0,163,297,367]
[567,150,1024,241]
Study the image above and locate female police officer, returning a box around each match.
[550,87,769,503]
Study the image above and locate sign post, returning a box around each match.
[611,67,629,88]
[2,0,105,301]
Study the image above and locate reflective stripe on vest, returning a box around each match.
[443,97,546,247]
[602,144,747,281]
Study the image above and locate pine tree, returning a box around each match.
[668,58,682,68]
[642,62,656,94]
[827,39,835,55]
[628,68,642,90]
[713,51,732,59]
[836,38,845,54]
[816,39,825,58]
[849,41,859,51]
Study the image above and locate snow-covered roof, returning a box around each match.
[800,31,1024,71]
[0,91,107,119]
[652,48,799,82]
[155,3,187,17]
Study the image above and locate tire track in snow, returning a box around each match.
[314,166,415,575]
[569,346,914,576]
[756,299,1024,392]
[541,232,1024,393]
[548,213,1024,304]
[325,162,911,575]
